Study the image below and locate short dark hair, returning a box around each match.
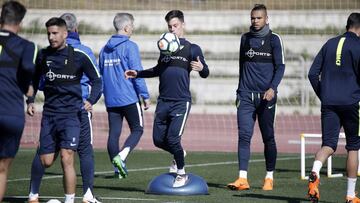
[165,10,184,23]
[45,17,67,29]
[0,0,26,25]
[251,4,267,15]
[346,13,360,30]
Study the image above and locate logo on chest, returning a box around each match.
[161,55,188,63]
[245,48,272,58]
[45,69,76,82]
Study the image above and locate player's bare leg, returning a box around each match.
[0,158,13,202]
[61,149,76,203]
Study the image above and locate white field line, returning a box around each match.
[8,155,311,183]
[4,195,158,201]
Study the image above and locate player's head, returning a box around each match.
[45,17,68,50]
[165,10,185,38]
[60,13,78,32]
[346,13,360,35]
[250,4,268,31]
[0,1,26,29]
[113,13,134,36]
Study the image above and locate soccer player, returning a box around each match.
[227,4,285,191]
[0,1,36,201]
[125,10,209,187]
[99,13,150,179]
[26,17,102,203]
[27,13,101,203]
[307,13,360,203]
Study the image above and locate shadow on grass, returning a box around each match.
[2,197,27,203]
[93,185,145,193]
[234,193,334,203]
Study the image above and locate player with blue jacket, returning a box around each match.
[27,13,102,203]
[228,4,285,191]
[99,13,150,179]
[0,1,36,201]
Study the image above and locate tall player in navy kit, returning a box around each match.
[125,10,209,187]
[27,13,102,203]
[227,4,285,191]
[307,13,360,203]
[27,17,102,203]
[0,1,36,201]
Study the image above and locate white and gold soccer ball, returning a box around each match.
[157,32,180,55]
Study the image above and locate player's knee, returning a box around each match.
[323,144,337,152]
[60,149,75,166]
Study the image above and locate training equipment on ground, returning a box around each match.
[300,133,360,180]
[46,199,61,203]
[157,32,180,55]
[146,173,208,195]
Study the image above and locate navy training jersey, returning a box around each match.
[137,38,209,101]
[308,31,360,105]
[29,45,102,115]
[0,30,36,116]
[237,31,285,93]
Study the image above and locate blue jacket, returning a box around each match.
[99,34,149,107]
[237,31,285,93]
[67,32,99,100]
[0,30,36,116]
[308,31,360,105]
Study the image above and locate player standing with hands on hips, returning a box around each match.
[26,17,102,203]
[227,4,285,191]
[125,10,209,187]
[307,13,360,203]
[0,1,36,201]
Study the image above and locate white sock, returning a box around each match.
[311,160,323,178]
[83,188,94,200]
[347,177,357,198]
[265,171,273,179]
[177,168,186,175]
[119,147,130,161]
[28,192,39,200]
[239,170,247,179]
[64,194,75,203]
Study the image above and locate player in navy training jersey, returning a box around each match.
[27,13,102,203]
[0,1,36,201]
[27,17,101,203]
[125,10,209,187]
[228,4,285,191]
[307,13,360,203]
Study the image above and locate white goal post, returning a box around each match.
[300,133,360,180]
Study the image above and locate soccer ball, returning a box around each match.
[157,32,180,55]
[46,199,61,203]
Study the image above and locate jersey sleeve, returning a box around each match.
[190,43,209,78]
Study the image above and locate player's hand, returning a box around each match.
[84,100,93,112]
[27,103,35,116]
[190,56,204,72]
[263,88,275,101]
[143,99,151,110]
[26,85,34,97]
[125,70,137,79]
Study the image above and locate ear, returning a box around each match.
[266,15,269,24]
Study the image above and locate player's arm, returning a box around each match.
[127,43,151,110]
[79,51,102,107]
[26,50,44,116]
[308,45,325,98]
[125,62,161,79]
[239,35,246,80]
[190,44,209,78]
[18,42,37,95]
[263,34,285,101]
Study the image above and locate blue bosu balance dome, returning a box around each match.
[146,173,208,195]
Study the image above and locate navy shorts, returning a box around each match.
[38,114,80,155]
[0,115,25,158]
[321,103,360,151]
